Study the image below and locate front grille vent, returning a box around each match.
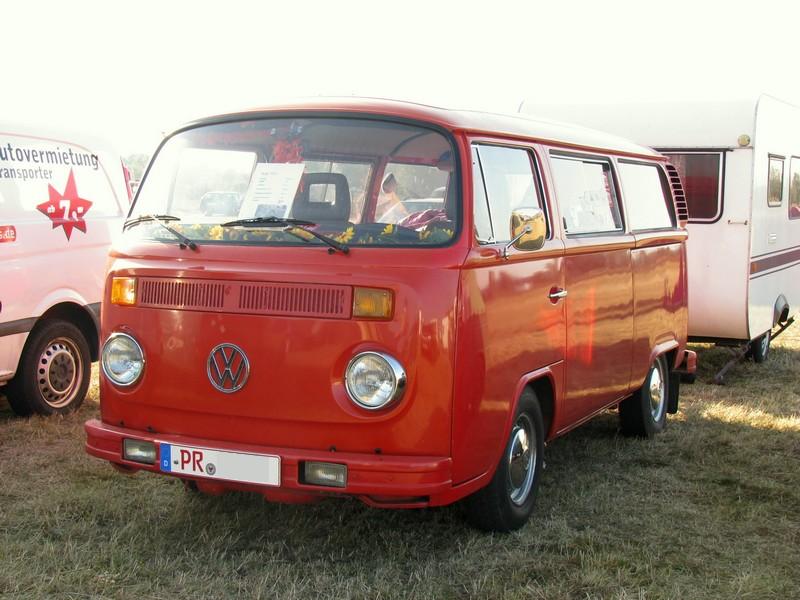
[239,283,350,319]
[136,277,351,319]
[139,279,226,309]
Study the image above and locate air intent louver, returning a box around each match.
[665,163,689,226]
[136,277,352,319]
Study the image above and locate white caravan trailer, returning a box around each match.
[0,121,132,414]
[520,95,799,376]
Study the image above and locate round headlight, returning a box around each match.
[101,333,145,386]
[344,352,406,410]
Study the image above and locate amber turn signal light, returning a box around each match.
[352,287,393,320]
[110,277,137,306]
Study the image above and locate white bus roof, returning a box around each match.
[0,119,122,155]
[519,95,799,149]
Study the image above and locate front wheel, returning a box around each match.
[619,355,668,438]
[464,388,544,532]
[5,319,91,416]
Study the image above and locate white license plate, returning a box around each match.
[159,443,280,486]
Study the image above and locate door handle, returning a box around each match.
[548,288,568,300]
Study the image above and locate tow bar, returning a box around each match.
[713,317,795,384]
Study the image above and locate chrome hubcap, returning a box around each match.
[507,414,536,506]
[38,337,82,408]
[649,363,666,422]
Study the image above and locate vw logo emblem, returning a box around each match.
[207,343,250,393]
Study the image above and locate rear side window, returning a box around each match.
[790,158,800,219]
[550,155,622,235]
[662,153,722,222]
[768,156,785,207]
[618,162,674,230]
[472,145,542,242]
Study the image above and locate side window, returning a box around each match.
[618,162,674,230]
[550,155,622,235]
[471,146,493,242]
[768,156,784,207]
[473,145,541,242]
[790,158,800,219]
[662,152,722,221]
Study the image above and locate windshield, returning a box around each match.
[130,117,458,247]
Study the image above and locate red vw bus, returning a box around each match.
[85,99,695,531]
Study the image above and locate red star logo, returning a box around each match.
[36,169,93,240]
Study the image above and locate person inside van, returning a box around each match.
[376,173,407,222]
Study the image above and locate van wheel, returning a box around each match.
[619,355,668,438]
[464,388,544,532]
[751,331,770,363]
[5,319,91,416]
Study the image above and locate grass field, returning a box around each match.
[0,330,798,599]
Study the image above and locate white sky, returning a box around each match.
[3,0,800,155]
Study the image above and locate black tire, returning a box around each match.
[751,331,770,364]
[619,355,668,438]
[464,388,544,532]
[5,319,91,416]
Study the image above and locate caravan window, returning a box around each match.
[662,152,722,222]
[790,158,800,219]
[768,156,784,207]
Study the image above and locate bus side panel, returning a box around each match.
[748,97,800,337]
[686,149,752,341]
[630,238,688,385]
[451,248,565,485]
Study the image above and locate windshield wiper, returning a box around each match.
[123,214,198,251]
[221,216,350,254]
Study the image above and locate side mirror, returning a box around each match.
[503,207,546,258]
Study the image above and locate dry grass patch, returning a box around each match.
[0,328,798,599]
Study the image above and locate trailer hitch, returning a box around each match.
[713,317,795,384]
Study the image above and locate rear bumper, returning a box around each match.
[85,419,456,507]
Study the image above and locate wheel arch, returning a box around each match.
[507,364,561,444]
[648,339,680,375]
[34,302,100,362]
[774,294,790,326]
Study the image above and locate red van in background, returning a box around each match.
[85,99,695,531]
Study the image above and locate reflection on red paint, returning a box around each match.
[584,286,596,364]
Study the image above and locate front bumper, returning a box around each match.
[85,419,455,507]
